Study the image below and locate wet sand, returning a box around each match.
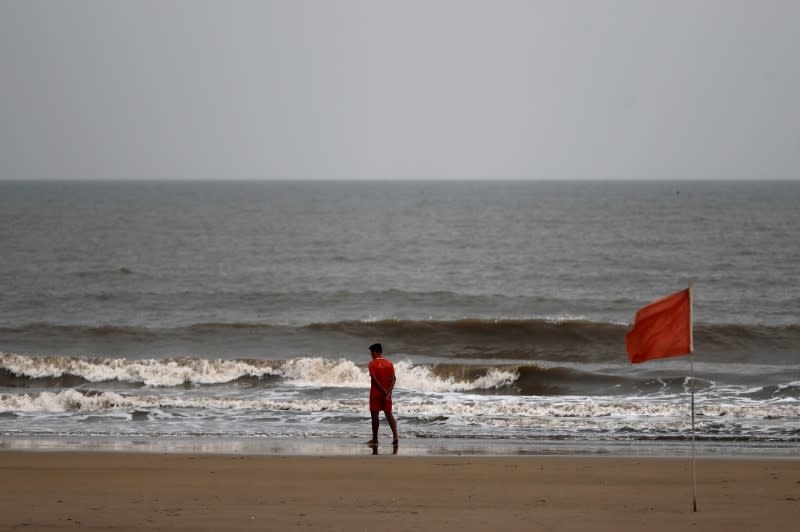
[1,451,798,531]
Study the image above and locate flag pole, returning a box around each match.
[688,281,697,512]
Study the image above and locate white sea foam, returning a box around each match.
[2,389,132,412]
[1,353,517,393]
[396,362,517,392]
[0,389,363,414]
[540,313,589,324]
[0,352,279,386]
[3,389,799,420]
[275,359,517,392]
[278,358,365,388]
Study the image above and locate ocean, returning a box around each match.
[1,180,798,456]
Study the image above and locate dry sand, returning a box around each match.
[1,451,798,531]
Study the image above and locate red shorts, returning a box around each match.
[370,396,392,413]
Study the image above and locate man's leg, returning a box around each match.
[370,410,380,443]
[384,410,398,444]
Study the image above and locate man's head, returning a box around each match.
[369,343,382,358]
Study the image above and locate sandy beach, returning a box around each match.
[1,451,798,531]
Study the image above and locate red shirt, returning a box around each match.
[368,357,395,398]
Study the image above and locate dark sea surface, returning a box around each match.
[1,180,798,455]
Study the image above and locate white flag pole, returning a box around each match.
[689,281,697,512]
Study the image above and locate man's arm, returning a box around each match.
[370,373,394,397]
[370,374,387,395]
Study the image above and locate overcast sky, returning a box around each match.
[1,1,798,180]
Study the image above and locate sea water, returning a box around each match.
[1,180,798,455]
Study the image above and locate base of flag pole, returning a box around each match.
[690,355,698,513]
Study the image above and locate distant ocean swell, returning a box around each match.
[1,318,798,362]
[2,352,798,401]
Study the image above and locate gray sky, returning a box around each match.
[1,1,799,180]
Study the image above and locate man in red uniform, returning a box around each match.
[367,343,398,447]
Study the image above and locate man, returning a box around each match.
[367,343,398,447]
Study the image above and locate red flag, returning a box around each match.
[626,288,692,364]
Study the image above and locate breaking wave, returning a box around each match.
[3,352,799,402]
[0,353,516,393]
